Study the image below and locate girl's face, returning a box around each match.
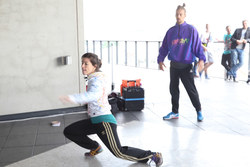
[175,9,186,25]
[81,57,97,75]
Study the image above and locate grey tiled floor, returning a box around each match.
[0,113,88,166]
[1,74,250,167]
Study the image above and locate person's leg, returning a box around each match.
[204,62,213,79]
[226,53,232,71]
[96,122,162,164]
[221,53,231,71]
[180,65,203,121]
[202,62,211,75]
[64,119,99,150]
[229,49,238,78]
[204,52,214,79]
[180,65,201,112]
[227,53,232,80]
[170,66,180,113]
[199,52,208,77]
[193,59,198,77]
[222,53,231,80]
[234,49,244,78]
[230,49,243,81]
[221,54,226,79]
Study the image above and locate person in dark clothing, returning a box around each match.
[157,3,206,122]
[220,26,232,80]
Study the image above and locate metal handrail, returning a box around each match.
[84,40,162,70]
[85,40,250,81]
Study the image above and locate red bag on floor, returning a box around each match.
[120,79,141,96]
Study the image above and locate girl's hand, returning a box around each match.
[59,96,75,104]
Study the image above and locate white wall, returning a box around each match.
[0,0,85,115]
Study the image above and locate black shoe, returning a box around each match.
[225,73,229,81]
[226,71,233,81]
[227,75,232,81]
[233,77,238,82]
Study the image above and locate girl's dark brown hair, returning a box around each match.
[82,53,102,72]
[176,3,186,13]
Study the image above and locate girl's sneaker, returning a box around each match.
[85,145,103,156]
[150,152,163,166]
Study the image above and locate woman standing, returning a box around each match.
[60,53,163,166]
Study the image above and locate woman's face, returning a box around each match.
[81,57,97,75]
[176,9,186,25]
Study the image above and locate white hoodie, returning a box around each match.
[69,72,111,117]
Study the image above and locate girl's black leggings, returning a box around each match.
[64,119,153,163]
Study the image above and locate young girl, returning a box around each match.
[60,53,163,166]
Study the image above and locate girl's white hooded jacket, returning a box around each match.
[69,72,111,118]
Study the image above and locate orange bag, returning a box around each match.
[120,79,141,96]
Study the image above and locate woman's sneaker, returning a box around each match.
[150,152,163,166]
[85,145,103,156]
[163,112,179,120]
